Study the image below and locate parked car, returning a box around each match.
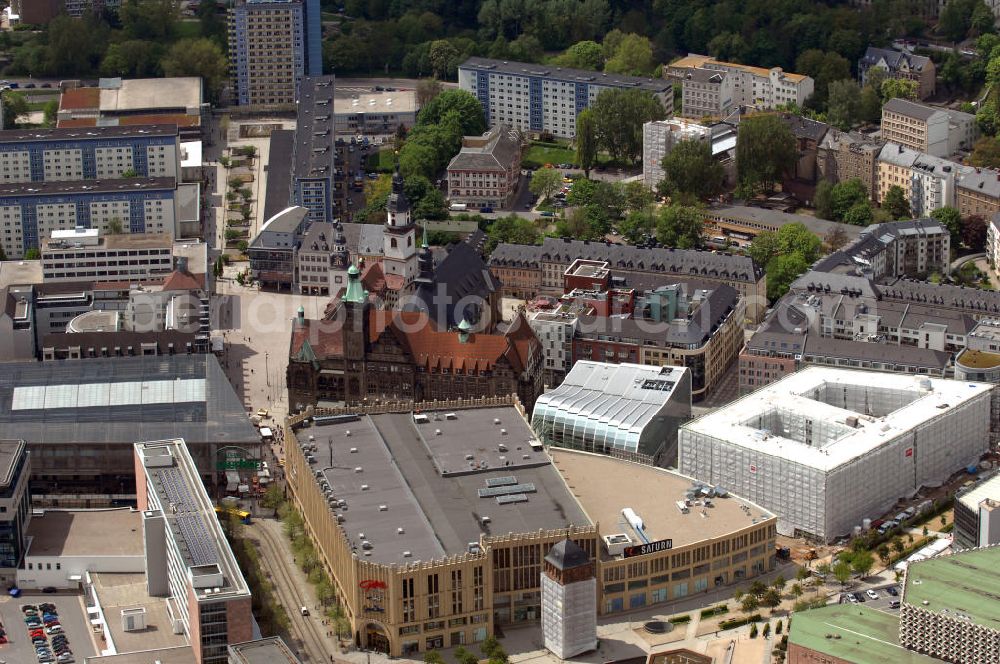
[866,589,879,600]
[853,592,865,602]
[844,593,858,603]
[479,206,494,214]
[539,211,556,217]
[45,624,63,634]
[42,587,57,594]
[886,586,899,596]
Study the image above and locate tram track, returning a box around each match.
[253,518,332,663]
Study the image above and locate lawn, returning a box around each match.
[174,20,203,40]
[366,148,396,173]
[521,142,576,169]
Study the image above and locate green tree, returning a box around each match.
[796,567,811,582]
[107,218,124,234]
[940,0,978,42]
[814,179,835,220]
[831,559,852,585]
[417,90,485,135]
[554,40,604,70]
[969,137,1000,168]
[529,168,564,202]
[831,179,870,220]
[480,635,503,660]
[880,78,919,103]
[791,584,803,598]
[604,33,655,75]
[197,0,228,46]
[486,215,540,251]
[749,623,758,638]
[575,108,598,177]
[24,247,41,260]
[427,40,460,78]
[761,587,782,610]
[860,84,883,124]
[931,206,962,245]
[509,34,544,63]
[623,181,654,213]
[776,223,823,263]
[591,88,667,163]
[425,651,445,664]
[741,594,759,613]
[749,231,781,268]
[659,139,724,202]
[826,79,862,130]
[619,210,655,243]
[161,38,228,104]
[843,201,875,226]
[101,40,165,78]
[882,185,912,220]
[46,14,110,76]
[120,0,178,41]
[1,92,28,128]
[454,646,480,664]
[772,575,787,590]
[766,253,809,301]
[851,551,874,578]
[736,115,797,193]
[655,204,704,249]
[795,50,852,110]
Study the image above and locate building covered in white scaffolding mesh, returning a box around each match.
[678,367,993,541]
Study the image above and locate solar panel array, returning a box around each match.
[496,494,529,505]
[477,483,536,498]
[156,466,218,566]
[485,476,518,488]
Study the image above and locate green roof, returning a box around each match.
[788,605,940,664]
[903,547,1000,631]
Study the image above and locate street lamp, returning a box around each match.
[265,351,270,387]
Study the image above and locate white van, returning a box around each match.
[300,606,309,616]
[449,203,468,212]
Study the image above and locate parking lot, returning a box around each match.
[839,583,902,612]
[0,593,96,663]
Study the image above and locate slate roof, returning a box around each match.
[780,113,830,142]
[414,241,501,329]
[860,47,932,73]
[883,97,941,121]
[489,238,762,282]
[289,309,539,374]
[447,124,522,172]
[545,539,591,570]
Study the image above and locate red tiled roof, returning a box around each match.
[93,278,165,290]
[56,118,98,128]
[290,306,541,375]
[361,262,386,294]
[161,271,206,291]
[59,88,100,111]
[290,319,344,358]
[118,114,200,127]
[361,262,406,294]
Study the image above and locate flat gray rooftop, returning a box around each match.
[229,637,302,664]
[305,408,591,565]
[315,415,445,564]
[0,355,257,446]
[0,439,24,487]
[416,407,548,475]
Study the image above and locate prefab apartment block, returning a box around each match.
[678,367,992,541]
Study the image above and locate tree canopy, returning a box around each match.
[735,115,797,194]
[659,139,724,202]
[590,88,667,163]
